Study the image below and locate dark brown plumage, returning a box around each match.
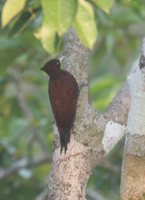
[41,58,78,154]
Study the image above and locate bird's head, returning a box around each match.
[41,56,65,77]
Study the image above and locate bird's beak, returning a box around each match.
[58,56,65,63]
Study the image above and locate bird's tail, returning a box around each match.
[59,128,70,154]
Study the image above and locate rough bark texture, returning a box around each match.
[121,38,145,200]
[121,153,145,200]
[48,29,130,200]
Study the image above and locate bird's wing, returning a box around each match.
[49,72,78,129]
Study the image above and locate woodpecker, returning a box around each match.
[41,57,78,154]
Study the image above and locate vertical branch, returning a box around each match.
[47,29,95,200]
[121,38,145,200]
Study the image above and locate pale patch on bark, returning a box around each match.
[127,67,145,135]
[142,38,145,57]
[102,121,126,154]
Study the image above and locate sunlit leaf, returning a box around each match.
[74,0,97,49]
[92,0,114,14]
[36,20,56,54]
[39,0,78,54]
[41,0,78,34]
[60,0,78,34]
[1,0,27,28]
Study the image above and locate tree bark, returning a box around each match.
[47,29,130,200]
[121,38,145,200]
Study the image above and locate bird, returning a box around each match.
[41,57,79,154]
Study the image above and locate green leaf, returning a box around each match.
[1,0,27,28]
[111,8,141,25]
[9,11,32,36]
[40,21,56,54]
[73,0,97,49]
[41,0,78,35]
[90,75,116,96]
[92,0,114,14]
[39,0,78,54]
[90,75,121,111]
[60,0,78,33]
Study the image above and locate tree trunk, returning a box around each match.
[47,29,130,200]
[121,39,145,200]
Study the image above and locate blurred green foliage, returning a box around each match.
[0,0,145,199]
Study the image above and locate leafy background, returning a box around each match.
[0,0,145,199]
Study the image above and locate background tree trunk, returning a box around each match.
[121,39,145,200]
